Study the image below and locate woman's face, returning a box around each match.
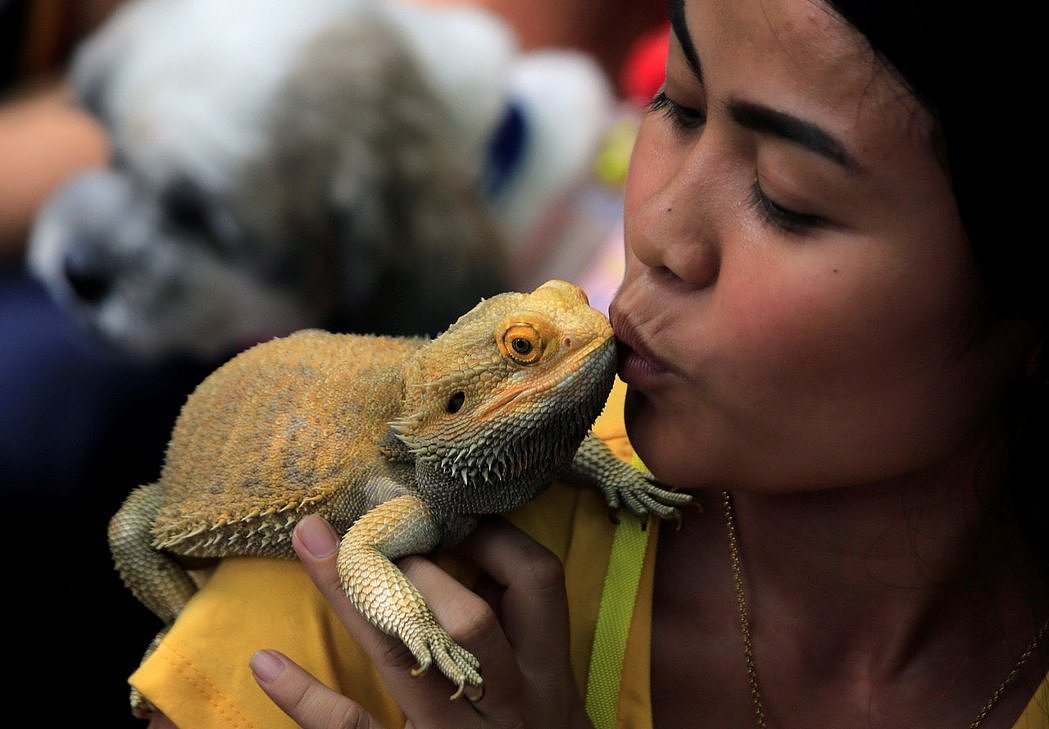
[611,0,1029,491]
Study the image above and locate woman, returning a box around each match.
[141,0,1049,726]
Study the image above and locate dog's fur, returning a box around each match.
[30,0,611,358]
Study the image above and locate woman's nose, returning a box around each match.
[623,118,730,290]
[625,178,721,290]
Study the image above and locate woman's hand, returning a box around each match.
[251,514,594,729]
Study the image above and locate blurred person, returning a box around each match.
[2,3,220,725]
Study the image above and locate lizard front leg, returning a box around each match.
[336,493,483,698]
[567,433,693,522]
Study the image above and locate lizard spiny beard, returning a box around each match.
[411,343,615,516]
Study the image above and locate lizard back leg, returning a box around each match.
[337,493,483,698]
[109,482,198,623]
[109,482,198,717]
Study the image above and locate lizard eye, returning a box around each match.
[499,323,543,365]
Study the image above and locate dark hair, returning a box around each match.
[824,1,1048,560]
[823,1,1038,319]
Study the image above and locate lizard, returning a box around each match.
[108,278,691,713]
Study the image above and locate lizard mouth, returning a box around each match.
[474,334,615,420]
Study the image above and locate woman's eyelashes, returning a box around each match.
[648,88,825,236]
[649,89,706,130]
[747,179,824,234]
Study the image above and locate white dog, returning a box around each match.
[29,0,612,358]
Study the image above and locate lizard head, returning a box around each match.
[389,279,615,513]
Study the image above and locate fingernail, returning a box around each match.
[296,514,339,558]
[250,650,285,683]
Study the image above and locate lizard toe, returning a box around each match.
[130,686,156,719]
[430,637,483,699]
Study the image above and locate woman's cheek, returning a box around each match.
[623,118,682,222]
[709,265,852,373]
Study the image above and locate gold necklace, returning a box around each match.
[721,490,1049,729]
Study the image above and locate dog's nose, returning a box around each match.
[63,246,112,304]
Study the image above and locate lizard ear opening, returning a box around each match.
[446,391,466,413]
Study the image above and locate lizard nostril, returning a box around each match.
[563,337,574,350]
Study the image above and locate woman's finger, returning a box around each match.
[291,515,504,723]
[402,518,586,725]
[463,518,585,723]
[289,514,588,728]
[250,649,385,729]
[395,555,527,718]
[465,519,573,675]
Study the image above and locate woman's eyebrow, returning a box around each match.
[729,100,863,172]
[670,0,703,82]
[668,0,862,174]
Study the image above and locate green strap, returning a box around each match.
[584,457,652,729]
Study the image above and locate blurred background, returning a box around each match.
[0,0,667,722]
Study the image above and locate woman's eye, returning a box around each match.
[747,180,824,235]
[648,89,706,131]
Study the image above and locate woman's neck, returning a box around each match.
[720,453,1049,726]
[731,481,1024,673]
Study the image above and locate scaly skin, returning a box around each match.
[109,279,691,713]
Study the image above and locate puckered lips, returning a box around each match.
[610,308,672,386]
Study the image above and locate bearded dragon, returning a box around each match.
[109,279,690,712]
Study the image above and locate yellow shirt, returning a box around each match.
[130,382,1049,729]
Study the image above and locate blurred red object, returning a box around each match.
[619,23,669,106]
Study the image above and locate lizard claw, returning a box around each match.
[130,687,156,719]
[603,463,694,523]
[405,628,484,699]
[449,681,485,702]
